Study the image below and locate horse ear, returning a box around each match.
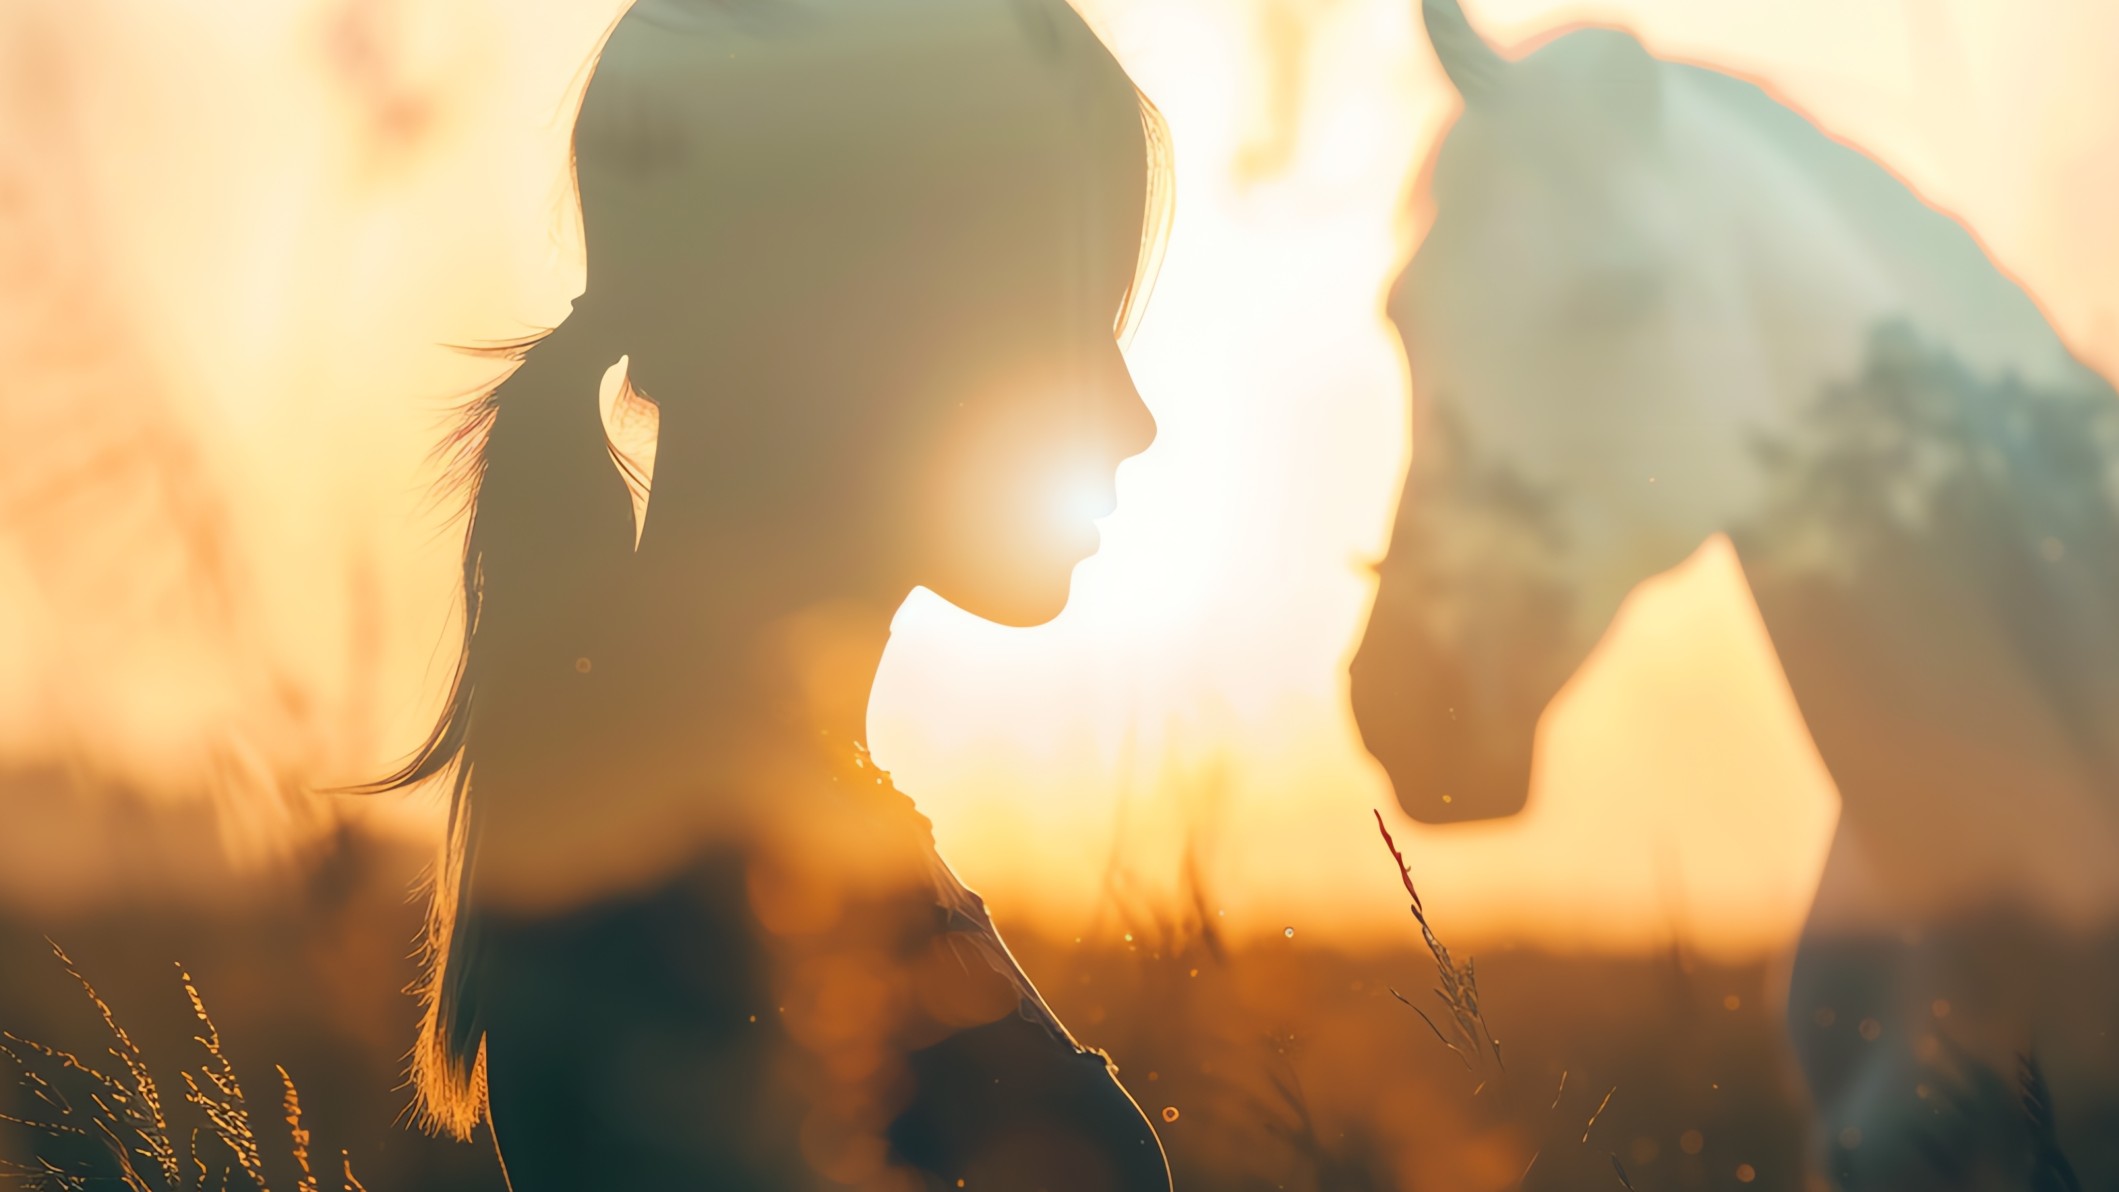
[1423,0,1510,103]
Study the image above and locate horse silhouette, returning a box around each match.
[1352,2,2119,1185]
[365,0,1174,1186]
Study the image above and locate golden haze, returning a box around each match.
[4,0,2117,955]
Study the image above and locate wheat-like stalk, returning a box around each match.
[2,944,364,1191]
[1373,809,1504,1074]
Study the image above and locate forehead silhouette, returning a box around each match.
[572,0,1149,349]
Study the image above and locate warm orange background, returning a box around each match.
[6,0,2117,957]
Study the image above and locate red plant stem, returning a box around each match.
[1372,809,1427,923]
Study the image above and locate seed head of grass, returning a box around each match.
[1373,810,1503,1075]
[2,942,364,1191]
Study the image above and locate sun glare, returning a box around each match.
[8,0,2119,954]
[875,0,2119,957]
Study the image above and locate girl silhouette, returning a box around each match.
[368,1,1174,1187]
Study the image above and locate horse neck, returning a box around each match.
[1672,73,1903,421]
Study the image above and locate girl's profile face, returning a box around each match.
[887,122,1158,627]
[582,3,1160,627]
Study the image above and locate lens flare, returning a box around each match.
[1053,471,1120,531]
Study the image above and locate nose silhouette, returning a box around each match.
[1103,345,1158,466]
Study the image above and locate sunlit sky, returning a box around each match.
[5,0,2117,955]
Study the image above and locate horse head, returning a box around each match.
[1352,0,1770,822]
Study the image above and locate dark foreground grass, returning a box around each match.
[3,826,2113,1190]
[3,943,366,1191]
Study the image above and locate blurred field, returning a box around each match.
[13,813,2119,1190]
[0,819,1828,1191]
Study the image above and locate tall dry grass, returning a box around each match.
[2,943,364,1192]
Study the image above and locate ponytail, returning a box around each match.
[363,309,639,1139]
